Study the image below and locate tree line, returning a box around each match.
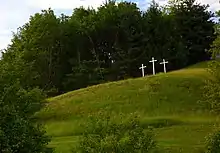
[0,0,217,96]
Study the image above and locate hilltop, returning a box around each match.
[37,62,220,153]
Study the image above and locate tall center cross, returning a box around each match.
[149,57,157,75]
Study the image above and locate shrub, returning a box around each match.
[204,130,220,153]
[202,61,220,112]
[0,84,52,153]
[73,113,157,153]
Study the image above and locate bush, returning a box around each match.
[0,84,52,153]
[204,130,220,153]
[202,61,220,112]
[202,62,220,152]
[73,114,157,153]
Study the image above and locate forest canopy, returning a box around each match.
[1,0,217,96]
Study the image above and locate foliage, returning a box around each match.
[204,130,220,153]
[0,57,52,152]
[169,0,216,65]
[200,14,220,153]
[73,114,157,153]
[202,61,220,112]
[202,14,220,112]
[0,84,52,153]
[0,0,216,95]
[210,11,220,58]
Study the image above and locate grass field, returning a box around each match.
[37,61,220,153]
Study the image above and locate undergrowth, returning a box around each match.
[73,113,158,153]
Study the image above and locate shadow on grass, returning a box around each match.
[141,118,184,129]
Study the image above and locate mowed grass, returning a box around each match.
[37,62,220,153]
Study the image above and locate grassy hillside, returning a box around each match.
[38,62,220,153]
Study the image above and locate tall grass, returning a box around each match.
[36,63,220,153]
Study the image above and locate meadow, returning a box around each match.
[37,62,220,153]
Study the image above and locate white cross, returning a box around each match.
[160,59,168,73]
[149,57,157,75]
[139,64,147,77]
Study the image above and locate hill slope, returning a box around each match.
[38,63,220,153]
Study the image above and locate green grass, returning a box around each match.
[37,63,220,153]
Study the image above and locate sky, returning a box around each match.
[0,0,219,50]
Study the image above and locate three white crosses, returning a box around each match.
[139,57,168,77]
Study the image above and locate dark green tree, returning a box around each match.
[0,59,52,153]
[1,0,217,94]
[169,0,216,65]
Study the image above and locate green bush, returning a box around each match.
[0,84,52,153]
[73,114,157,153]
[204,130,220,153]
[202,61,220,112]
